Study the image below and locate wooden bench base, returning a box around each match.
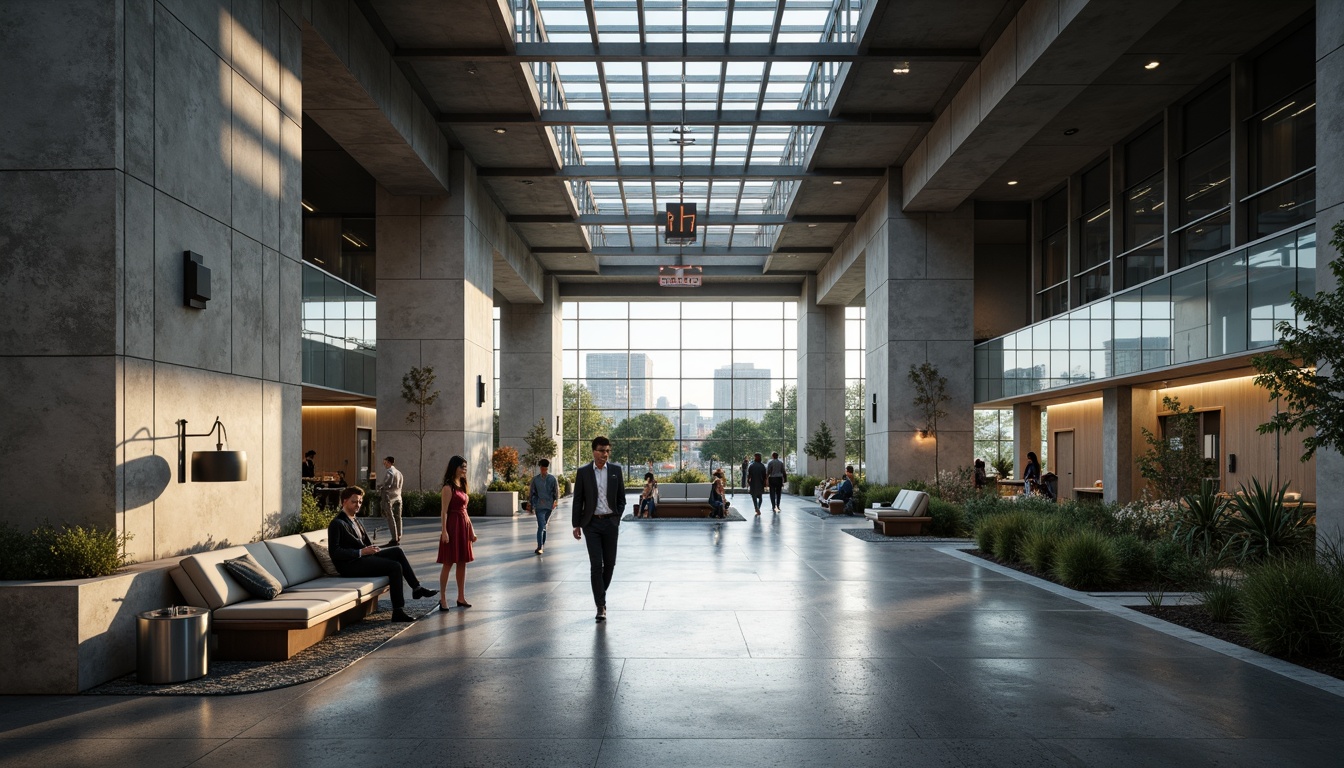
[213,588,387,661]
[652,501,714,518]
[872,516,933,536]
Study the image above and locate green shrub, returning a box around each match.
[1106,498,1180,542]
[467,492,487,517]
[1239,556,1344,657]
[1111,534,1157,583]
[862,484,903,507]
[926,498,968,537]
[1201,579,1241,623]
[962,494,1009,529]
[1052,529,1121,590]
[991,510,1040,562]
[1151,539,1212,589]
[281,485,335,536]
[403,490,443,517]
[790,474,821,496]
[486,479,528,493]
[1225,478,1315,564]
[1021,517,1073,573]
[0,523,133,580]
[974,512,1001,554]
[668,467,710,484]
[1173,479,1230,556]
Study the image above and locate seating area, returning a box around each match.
[863,490,932,536]
[169,533,389,661]
[648,483,716,517]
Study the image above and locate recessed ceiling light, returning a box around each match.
[1144,60,1160,70]
[807,224,818,228]
[1007,180,1019,186]
[892,62,911,74]
[1063,127,1079,136]
[832,180,843,185]
[493,128,507,134]
[300,200,315,212]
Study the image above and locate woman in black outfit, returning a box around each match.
[1022,451,1042,495]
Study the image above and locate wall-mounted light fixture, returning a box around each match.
[1228,453,1237,473]
[476,376,486,407]
[556,415,561,434]
[917,428,931,439]
[183,251,211,309]
[176,417,247,483]
[871,394,877,424]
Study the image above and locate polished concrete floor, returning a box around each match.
[4,494,1344,767]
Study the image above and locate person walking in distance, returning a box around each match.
[528,459,559,554]
[766,451,787,513]
[378,456,405,545]
[572,436,626,622]
[747,452,767,516]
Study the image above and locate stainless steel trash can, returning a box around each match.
[136,606,209,684]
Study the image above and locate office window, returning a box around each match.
[1248,25,1315,239]
[1038,188,1069,318]
[1075,161,1111,305]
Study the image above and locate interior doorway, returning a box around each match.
[1053,430,1075,501]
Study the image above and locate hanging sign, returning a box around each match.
[659,265,703,287]
[664,202,698,244]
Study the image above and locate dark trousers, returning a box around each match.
[768,477,784,508]
[750,490,763,510]
[337,548,421,608]
[583,515,620,608]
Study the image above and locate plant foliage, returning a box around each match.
[1173,479,1230,557]
[908,362,950,485]
[401,366,441,491]
[1052,529,1121,590]
[1225,477,1315,564]
[802,421,837,479]
[1135,396,1216,501]
[521,418,558,475]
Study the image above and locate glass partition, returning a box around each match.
[974,225,1313,402]
[301,263,376,397]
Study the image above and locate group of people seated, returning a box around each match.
[817,466,858,514]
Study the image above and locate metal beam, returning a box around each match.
[479,165,886,180]
[443,110,932,127]
[510,213,856,225]
[532,246,831,256]
[396,43,980,63]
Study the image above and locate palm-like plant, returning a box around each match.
[1174,479,1229,558]
[1225,478,1315,564]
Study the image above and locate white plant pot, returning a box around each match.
[485,490,519,516]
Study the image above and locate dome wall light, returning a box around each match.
[832,180,843,185]
[1007,180,1019,186]
[1144,60,1160,70]
[493,128,507,134]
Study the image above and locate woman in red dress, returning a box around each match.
[436,455,477,610]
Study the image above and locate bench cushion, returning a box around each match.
[687,483,712,499]
[211,589,360,622]
[285,576,389,598]
[659,483,686,499]
[179,545,261,610]
[169,566,208,608]
[264,534,325,585]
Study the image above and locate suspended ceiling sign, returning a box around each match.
[658,265,703,287]
[664,202,698,244]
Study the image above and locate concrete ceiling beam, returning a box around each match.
[395,43,980,63]
[442,110,934,127]
[478,166,887,180]
[508,214,856,225]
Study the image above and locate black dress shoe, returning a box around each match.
[412,586,439,600]
[391,609,417,622]
[595,605,606,622]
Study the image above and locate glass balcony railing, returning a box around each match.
[302,263,376,397]
[974,224,1315,402]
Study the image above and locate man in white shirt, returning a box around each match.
[378,456,405,545]
[572,436,626,621]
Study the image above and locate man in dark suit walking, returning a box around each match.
[572,435,626,621]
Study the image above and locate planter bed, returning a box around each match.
[964,548,1207,593]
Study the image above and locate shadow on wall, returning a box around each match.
[123,454,172,510]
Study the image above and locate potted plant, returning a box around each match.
[486,446,522,516]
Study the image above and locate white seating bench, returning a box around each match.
[863,490,932,536]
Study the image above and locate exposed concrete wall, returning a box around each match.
[498,277,564,473]
[1316,0,1344,543]
[865,174,975,484]
[974,243,1031,340]
[0,0,303,561]
[1101,386,1135,504]
[376,152,507,492]
[796,277,846,477]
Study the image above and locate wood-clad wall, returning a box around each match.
[301,406,378,485]
[1160,377,1314,500]
[1043,398,1104,502]
[1042,375,1315,502]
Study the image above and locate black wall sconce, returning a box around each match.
[476,375,486,407]
[1228,453,1237,473]
[871,394,877,423]
[176,417,247,483]
[183,251,211,309]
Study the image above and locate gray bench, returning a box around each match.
[863,490,932,536]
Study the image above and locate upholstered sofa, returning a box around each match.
[168,532,389,661]
[644,483,717,517]
[863,490,932,535]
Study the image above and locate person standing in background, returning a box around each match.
[766,451,786,513]
[528,459,559,554]
[378,456,404,545]
[746,452,767,516]
[302,450,316,479]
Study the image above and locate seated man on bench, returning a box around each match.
[823,466,857,514]
[328,487,438,622]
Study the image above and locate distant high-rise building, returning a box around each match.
[713,363,772,421]
[656,396,670,410]
[585,352,653,412]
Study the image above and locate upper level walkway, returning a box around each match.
[3,493,1344,767]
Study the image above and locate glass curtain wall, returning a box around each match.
[844,307,865,471]
[973,410,1015,478]
[562,301,797,478]
[300,263,376,396]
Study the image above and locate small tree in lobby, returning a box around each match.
[521,418,558,477]
[803,421,838,480]
[1135,396,1216,501]
[1252,220,1344,462]
[401,366,440,490]
[909,362,950,488]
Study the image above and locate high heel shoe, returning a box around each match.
[438,601,450,611]
[456,600,472,608]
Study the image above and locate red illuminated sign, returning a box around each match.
[664,202,698,244]
[658,265,703,287]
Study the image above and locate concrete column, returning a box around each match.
[865,172,975,484]
[1316,0,1344,542]
[498,277,564,474]
[1013,403,1042,480]
[796,277,846,477]
[1102,387,1135,503]
[376,154,499,492]
[0,1,304,560]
